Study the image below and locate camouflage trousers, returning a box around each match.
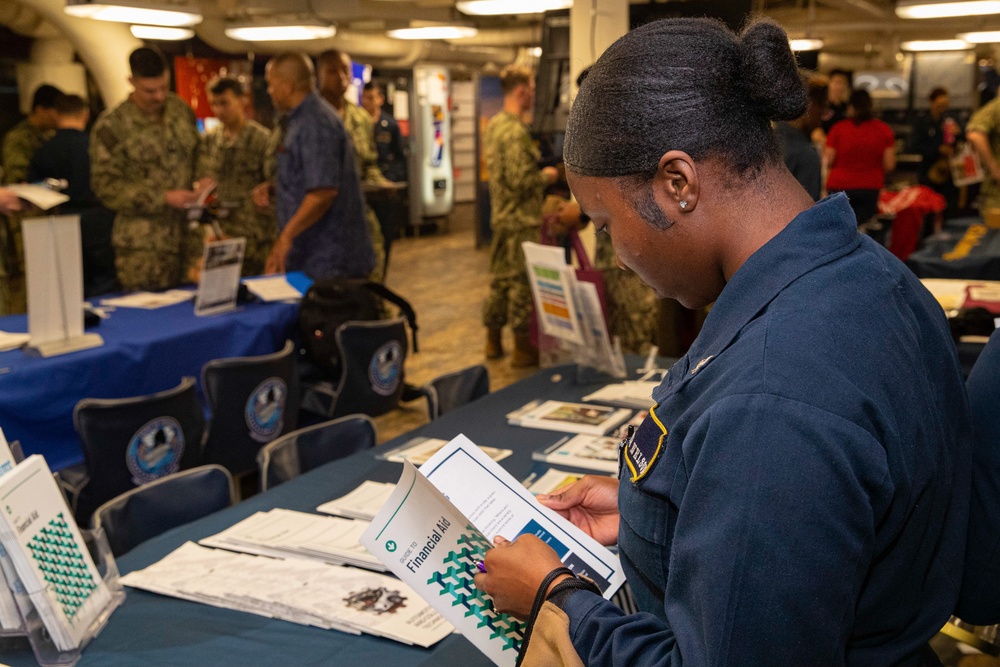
[366,206,386,284]
[483,224,539,334]
[0,215,26,315]
[603,267,657,354]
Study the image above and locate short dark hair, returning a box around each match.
[829,68,852,85]
[208,76,245,97]
[500,65,532,95]
[805,74,829,108]
[31,84,62,111]
[365,79,384,95]
[929,86,949,102]
[317,49,348,70]
[130,46,168,79]
[565,16,805,228]
[55,93,87,116]
[850,88,874,123]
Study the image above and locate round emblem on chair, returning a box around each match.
[126,417,185,485]
[369,341,403,397]
[246,377,287,443]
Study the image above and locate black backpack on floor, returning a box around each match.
[298,279,418,378]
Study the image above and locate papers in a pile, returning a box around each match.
[378,436,512,465]
[199,508,385,572]
[121,542,452,647]
[532,434,621,474]
[0,455,111,650]
[508,399,633,436]
[316,481,395,521]
[361,434,625,667]
[101,290,194,309]
[582,380,658,410]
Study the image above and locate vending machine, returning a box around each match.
[409,65,453,224]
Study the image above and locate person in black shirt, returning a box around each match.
[361,79,408,274]
[821,68,851,134]
[910,86,960,214]
[28,94,117,297]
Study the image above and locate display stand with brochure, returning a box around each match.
[22,216,103,358]
[195,237,246,316]
[361,434,625,667]
[508,399,633,436]
[522,241,626,381]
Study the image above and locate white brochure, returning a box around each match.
[195,237,246,316]
[360,434,624,667]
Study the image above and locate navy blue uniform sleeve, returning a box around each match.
[558,394,890,666]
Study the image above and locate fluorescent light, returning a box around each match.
[387,25,478,40]
[896,0,1000,19]
[900,38,971,50]
[64,0,201,27]
[529,46,543,57]
[789,38,824,51]
[457,0,572,16]
[225,23,336,41]
[959,30,1000,42]
[130,25,195,40]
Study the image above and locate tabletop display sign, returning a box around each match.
[361,434,625,667]
[22,216,103,358]
[195,237,246,316]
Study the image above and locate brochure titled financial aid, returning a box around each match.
[360,434,624,667]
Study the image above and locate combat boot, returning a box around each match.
[485,328,504,359]
[511,332,539,368]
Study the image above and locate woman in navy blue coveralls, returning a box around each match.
[475,17,972,667]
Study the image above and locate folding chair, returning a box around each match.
[67,376,205,526]
[257,414,376,491]
[300,318,409,420]
[92,465,235,557]
[422,364,490,420]
[201,340,299,477]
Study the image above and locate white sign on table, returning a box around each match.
[195,237,246,316]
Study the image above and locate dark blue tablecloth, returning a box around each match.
[2,361,657,667]
[0,297,299,471]
[907,221,1000,280]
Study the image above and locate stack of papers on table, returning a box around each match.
[199,508,385,571]
[120,542,452,647]
[0,455,112,650]
[532,434,620,474]
[582,381,658,410]
[101,290,193,309]
[316,481,395,521]
[508,399,633,436]
[242,272,313,302]
[0,331,29,352]
[378,436,512,465]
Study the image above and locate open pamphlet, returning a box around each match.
[0,455,112,650]
[532,434,622,474]
[120,542,452,647]
[199,508,384,571]
[508,399,633,436]
[360,434,625,667]
[377,436,512,465]
[6,183,69,210]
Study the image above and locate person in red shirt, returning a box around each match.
[824,88,896,225]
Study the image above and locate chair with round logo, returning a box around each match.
[200,340,299,483]
[300,318,409,421]
[68,376,205,526]
[256,414,377,491]
[92,464,235,558]
[421,364,490,420]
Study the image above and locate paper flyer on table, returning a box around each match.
[360,434,624,666]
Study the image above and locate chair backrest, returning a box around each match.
[956,331,1000,624]
[201,340,299,476]
[424,364,490,420]
[92,465,235,557]
[73,376,205,523]
[257,414,376,491]
[330,318,408,419]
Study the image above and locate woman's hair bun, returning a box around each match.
[738,18,807,122]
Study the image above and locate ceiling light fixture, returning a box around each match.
[130,25,195,40]
[896,0,1000,19]
[958,30,1000,42]
[64,0,201,27]
[900,38,972,50]
[789,38,824,51]
[225,20,336,42]
[457,0,572,16]
[387,24,478,40]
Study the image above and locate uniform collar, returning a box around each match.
[653,193,861,401]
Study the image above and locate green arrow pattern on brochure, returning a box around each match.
[426,526,524,652]
[25,512,97,623]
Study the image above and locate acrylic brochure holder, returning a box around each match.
[0,527,125,667]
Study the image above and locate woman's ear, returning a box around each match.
[655,150,699,213]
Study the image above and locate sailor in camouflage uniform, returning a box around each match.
[317,50,387,283]
[483,65,558,367]
[91,47,205,292]
[197,77,276,277]
[0,84,61,314]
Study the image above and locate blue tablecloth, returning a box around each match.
[907,221,1000,280]
[0,297,299,471]
[2,361,656,667]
